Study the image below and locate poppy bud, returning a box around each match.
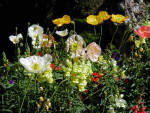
[47,102,51,108]
[45,105,49,111]
[40,87,44,92]
[134,52,138,57]
[37,103,41,108]
[128,35,134,42]
[139,55,142,58]
[40,97,44,102]
[139,48,143,52]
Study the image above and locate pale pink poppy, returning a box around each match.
[66,35,85,58]
[134,25,150,38]
[86,42,101,62]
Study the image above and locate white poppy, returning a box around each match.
[19,54,52,73]
[28,24,43,40]
[17,33,23,39]
[9,33,23,44]
[31,35,44,49]
[55,29,68,37]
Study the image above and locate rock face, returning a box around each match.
[120,0,150,29]
[73,0,104,16]
[46,0,104,18]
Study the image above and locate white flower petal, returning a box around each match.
[28,24,43,39]
[56,29,68,37]
[17,33,23,40]
[19,54,52,73]
[42,54,52,63]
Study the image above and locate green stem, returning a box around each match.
[19,94,27,113]
[94,26,96,35]
[119,30,129,50]
[110,26,118,45]
[50,79,67,100]
[102,100,106,113]
[73,22,76,34]
[35,76,37,91]
[15,44,18,57]
[25,23,30,49]
[145,42,149,58]
[99,24,103,45]
[83,88,101,102]
[2,94,4,105]
[19,83,30,113]
[51,26,57,35]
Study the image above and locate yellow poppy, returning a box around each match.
[86,15,99,25]
[52,18,64,27]
[62,15,71,24]
[111,14,128,24]
[52,15,71,27]
[98,11,111,21]
[96,15,103,24]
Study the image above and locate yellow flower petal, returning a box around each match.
[111,14,128,24]
[62,15,71,24]
[86,15,99,25]
[98,11,111,21]
[96,15,103,24]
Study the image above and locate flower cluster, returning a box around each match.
[66,34,101,62]
[108,94,127,113]
[28,24,54,48]
[62,59,93,92]
[2,12,150,112]
[86,11,111,25]
[86,11,128,25]
[98,55,118,72]
[91,72,102,83]
[131,105,147,113]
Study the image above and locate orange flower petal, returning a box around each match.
[62,15,71,24]
[52,18,64,27]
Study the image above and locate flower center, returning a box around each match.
[31,63,41,71]
[13,38,18,43]
[72,42,80,52]
[60,31,66,36]
[34,26,38,31]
